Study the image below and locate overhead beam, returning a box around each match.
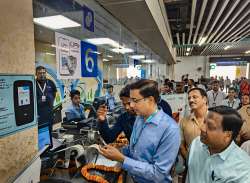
[176,33,180,45]
[205,0,230,43]
[206,0,241,43]
[198,0,218,43]
[182,32,185,45]
[216,12,250,43]
[192,0,207,44]
[211,1,249,43]
[187,0,197,44]
[227,22,250,42]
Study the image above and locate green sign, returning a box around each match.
[210,64,216,70]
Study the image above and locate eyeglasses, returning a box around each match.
[129,98,146,103]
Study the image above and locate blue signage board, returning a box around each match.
[83,5,94,32]
[134,59,140,67]
[81,41,98,77]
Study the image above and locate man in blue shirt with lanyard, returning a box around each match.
[36,66,57,128]
[100,79,180,183]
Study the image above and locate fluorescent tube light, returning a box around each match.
[198,36,207,46]
[45,52,55,56]
[111,47,134,54]
[85,38,119,47]
[129,55,145,59]
[224,46,231,50]
[33,15,81,29]
[142,59,156,63]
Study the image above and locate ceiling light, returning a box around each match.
[224,46,231,50]
[107,55,113,58]
[142,59,156,63]
[245,50,250,54]
[111,47,134,54]
[90,51,101,55]
[129,55,145,59]
[33,15,81,29]
[103,58,109,62]
[198,36,207,46]
[187,48,191,52]
[45,52,55,56]
[85,38,119,47]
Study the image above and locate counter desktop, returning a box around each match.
[38,96,124,183]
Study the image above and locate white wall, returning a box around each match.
[174,56,210,81]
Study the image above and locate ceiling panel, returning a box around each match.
[165,0,250,57]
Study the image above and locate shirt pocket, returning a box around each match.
[138,133,158,158]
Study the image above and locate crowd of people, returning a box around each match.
[96,78,250,182]
[35,66,250,183]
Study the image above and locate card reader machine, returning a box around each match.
[13,80,34,126]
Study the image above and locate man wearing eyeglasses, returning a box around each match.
[100,79,180,183]
[97,83,172,144]
[186,106,250,183]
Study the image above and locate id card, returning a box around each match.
[42,95,46,102]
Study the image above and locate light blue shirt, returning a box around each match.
[65,103,85,121]
[221,98,240,109]
[187,137,250,183]
[121,109,180,183]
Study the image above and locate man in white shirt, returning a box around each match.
[186,106,250,183]
[207,80,226,108]
[222,87,240,109]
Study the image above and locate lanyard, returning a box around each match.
[131,109,158,149]
[212,92,218,102]
[37,81,46,95]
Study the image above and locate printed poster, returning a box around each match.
[55,32,81,79]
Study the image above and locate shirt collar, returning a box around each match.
[227,98,236,103]
[72,103,80,109]
[190,113,196,121]
[139,109,164,126]
[217,141,237,161]
[201,140,237,161]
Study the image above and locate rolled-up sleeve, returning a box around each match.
[122,126,180,182]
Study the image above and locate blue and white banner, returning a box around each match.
[81,41,98,77]
[83,5,94,32]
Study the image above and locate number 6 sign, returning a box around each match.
[81,41,98,77]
